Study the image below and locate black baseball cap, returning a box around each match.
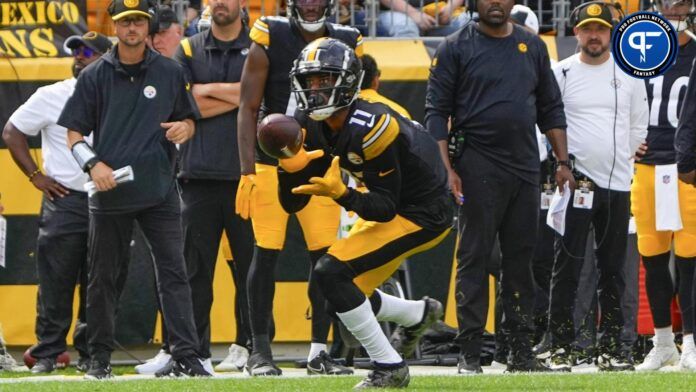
[64,31,113,54]
[156,6,180,31]
[109,0,152,21]
[575,3,613,28]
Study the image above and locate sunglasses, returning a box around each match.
[72,46,97,58]
[116,17,149,27]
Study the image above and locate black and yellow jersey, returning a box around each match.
[279,99,452,231]
[249,16,363,165]
[643,41,696,165]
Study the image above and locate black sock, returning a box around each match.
[247,247,279,356]
[643,253,673,328]
[309,248,331,344]
[677,256,696,334]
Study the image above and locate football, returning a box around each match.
[257,114,303,159]
[23,346,71,368]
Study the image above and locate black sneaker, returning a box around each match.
[354,362,409,389]
[596,353,634,372]
[390,297,444,358]
[76,356,90,373]
[307,351,353,375]
[506,358,564,373]
[245,352,282,376]
[457,356,483,375]
[155,356,211,377]
[31,358,56,374]
[84,360,113,380]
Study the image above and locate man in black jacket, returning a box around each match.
[58,0,208,379]
[425,0,575,373]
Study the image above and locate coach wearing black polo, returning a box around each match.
[58,0,208,379]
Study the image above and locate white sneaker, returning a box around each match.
[135,349,172,375]
[0,352,25,372]
[636,343,680,371]
[201,358,215,375]
[680,349,696,371]
[215,344,249,372]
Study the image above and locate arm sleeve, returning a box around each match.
[535,39,566,133]
[425,39,457,141]
[57,73,98,136]
[675,60,696,173]
[277,155,331,213]
[335,143,400,222]
[629,78,649,155]
[169,68,199,122]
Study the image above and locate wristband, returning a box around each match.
[71,141,99,173]
[28,169,41,181]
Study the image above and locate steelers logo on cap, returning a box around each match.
[124,0,140,8]
[587,4,602,16]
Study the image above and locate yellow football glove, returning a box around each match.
[235,174,257,220]
[278,148,325,173]
[292,156,347,199]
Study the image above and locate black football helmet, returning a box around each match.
[290,38,363,121]
[287,0,334,32]
[650,0,695,32]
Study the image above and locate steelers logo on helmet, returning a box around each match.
[287,0,333,33]
[291,38,364,121]
[612,11,678,78]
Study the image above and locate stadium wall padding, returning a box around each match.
[1,37,571,345]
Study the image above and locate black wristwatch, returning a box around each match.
[556,160,573,171]
[84,158,100,172]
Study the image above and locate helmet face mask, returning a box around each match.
[653,0,695,31]
[291,38,363,121]
[288,0,333,32]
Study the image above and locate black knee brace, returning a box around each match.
[314,254,365,314]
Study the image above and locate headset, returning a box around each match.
[558,1,625,259]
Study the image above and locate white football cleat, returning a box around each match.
[636,344,680,371]
[215,344,249,372]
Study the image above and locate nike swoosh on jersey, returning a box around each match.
[378,169,395,177]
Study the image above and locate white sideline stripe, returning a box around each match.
[0,365,687,383]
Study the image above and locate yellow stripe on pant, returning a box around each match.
[631,163,696,258]
[329,216,450,296]
[251,163,341,251]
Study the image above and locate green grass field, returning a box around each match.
[3,367,696,391]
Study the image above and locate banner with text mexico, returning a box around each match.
[0,0,87,58]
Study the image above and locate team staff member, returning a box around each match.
[2,32,111,374]
[236,0,362,376]
[425,0,573,374]
[634,0,696,372]
[58,0,208,379]
[172,0,255,373]
[357,54,411,119]
[547,3,648,372]
[279,38,447,388]
[151,6,184,58]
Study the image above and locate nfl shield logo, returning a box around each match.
[663,175,671,184]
